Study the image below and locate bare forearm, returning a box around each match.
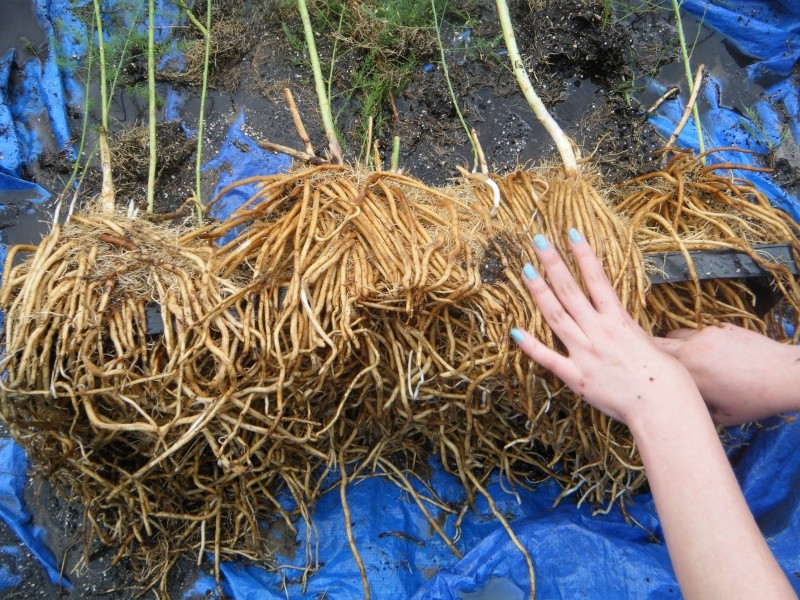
[714,342,800,423]
[654,325,800,425]
[630,393,797,600]
[513,236,797,598]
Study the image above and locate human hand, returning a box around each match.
[511,232,799,600]
[511,230,703,429]
[652,324,800,425]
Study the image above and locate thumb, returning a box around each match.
[665,328,698,340]
[651,336,683,355]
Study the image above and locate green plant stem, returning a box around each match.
[92,3,109,142]
[364,115,373,169]
[390,135,400,171]
[76,146,98,191]
[672,0,705,156]
[193,0,212,224]
[176,0,208,36]
[146,0,157,213]
[92,0,115,211]
[432,0,477,167]
[59,28,94,202]
[64,7,142,204]
[495,0,577,174]
[297,0,342,163]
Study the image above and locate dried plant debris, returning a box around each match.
[159,0,255,90]
[109,122,195,203]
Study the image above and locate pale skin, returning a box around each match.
[511,229,798,600]
[652,324,800,426]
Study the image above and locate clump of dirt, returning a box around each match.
[37,147,75,175]
[576,93,666,182]
[774,156,800,188]
[111,122,194,190]
[520,0,632,89]
[769,132,800,191]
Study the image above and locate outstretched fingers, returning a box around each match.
[511,328,578,383]
[521,257,585,348]
[513,229,623,385]
[566,229,622,314]
[531,233,597,330]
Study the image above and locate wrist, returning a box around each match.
[626,383,709,450]
[770,343,800,404]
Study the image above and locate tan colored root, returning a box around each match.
[1,152,798,593]
[466,468,536,600]
[616,150,800,340]
[338,435,370,600]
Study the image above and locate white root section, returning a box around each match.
[495,0,578,174]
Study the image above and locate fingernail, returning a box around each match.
[568,228,582,244]
[522,263,538,281]
[510,328,525,343]
[533,234,549,250]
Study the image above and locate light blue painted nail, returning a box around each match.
[533,234,549,250]
[522,263,538,281]
[568,228,582,243]
[510,328,525,343]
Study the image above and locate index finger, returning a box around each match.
[568,229,622,314]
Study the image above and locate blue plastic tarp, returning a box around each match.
[0,0,799,598]
[681,0,800,80]
[0,545,25,592]
[0,50,23,173]
[647,75,800,224]
[203,112,291,246]
[0,439,68,589]
[416,417,800,599]
[0,0,75,173]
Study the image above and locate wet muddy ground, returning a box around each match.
[0,0,797,597]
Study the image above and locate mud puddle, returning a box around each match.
[0,0,47,64]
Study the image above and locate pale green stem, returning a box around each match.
[390,136,400,171]
[297,0,342,162]
[77,146,98,190]
[176,0,208,36]
[146,0,157,213]
[92,0,115,211]
[193,0,212,224]
[67,7,141,202]
[495,0,577,173]
[432,0,478,167]
[59,27,93,201]
[92,1,109,139]
[672,0,705,155]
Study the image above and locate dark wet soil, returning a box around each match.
[385,0,671,185]
[1,0,798,598]
[22,0,681,214]
[0,0,47,64]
